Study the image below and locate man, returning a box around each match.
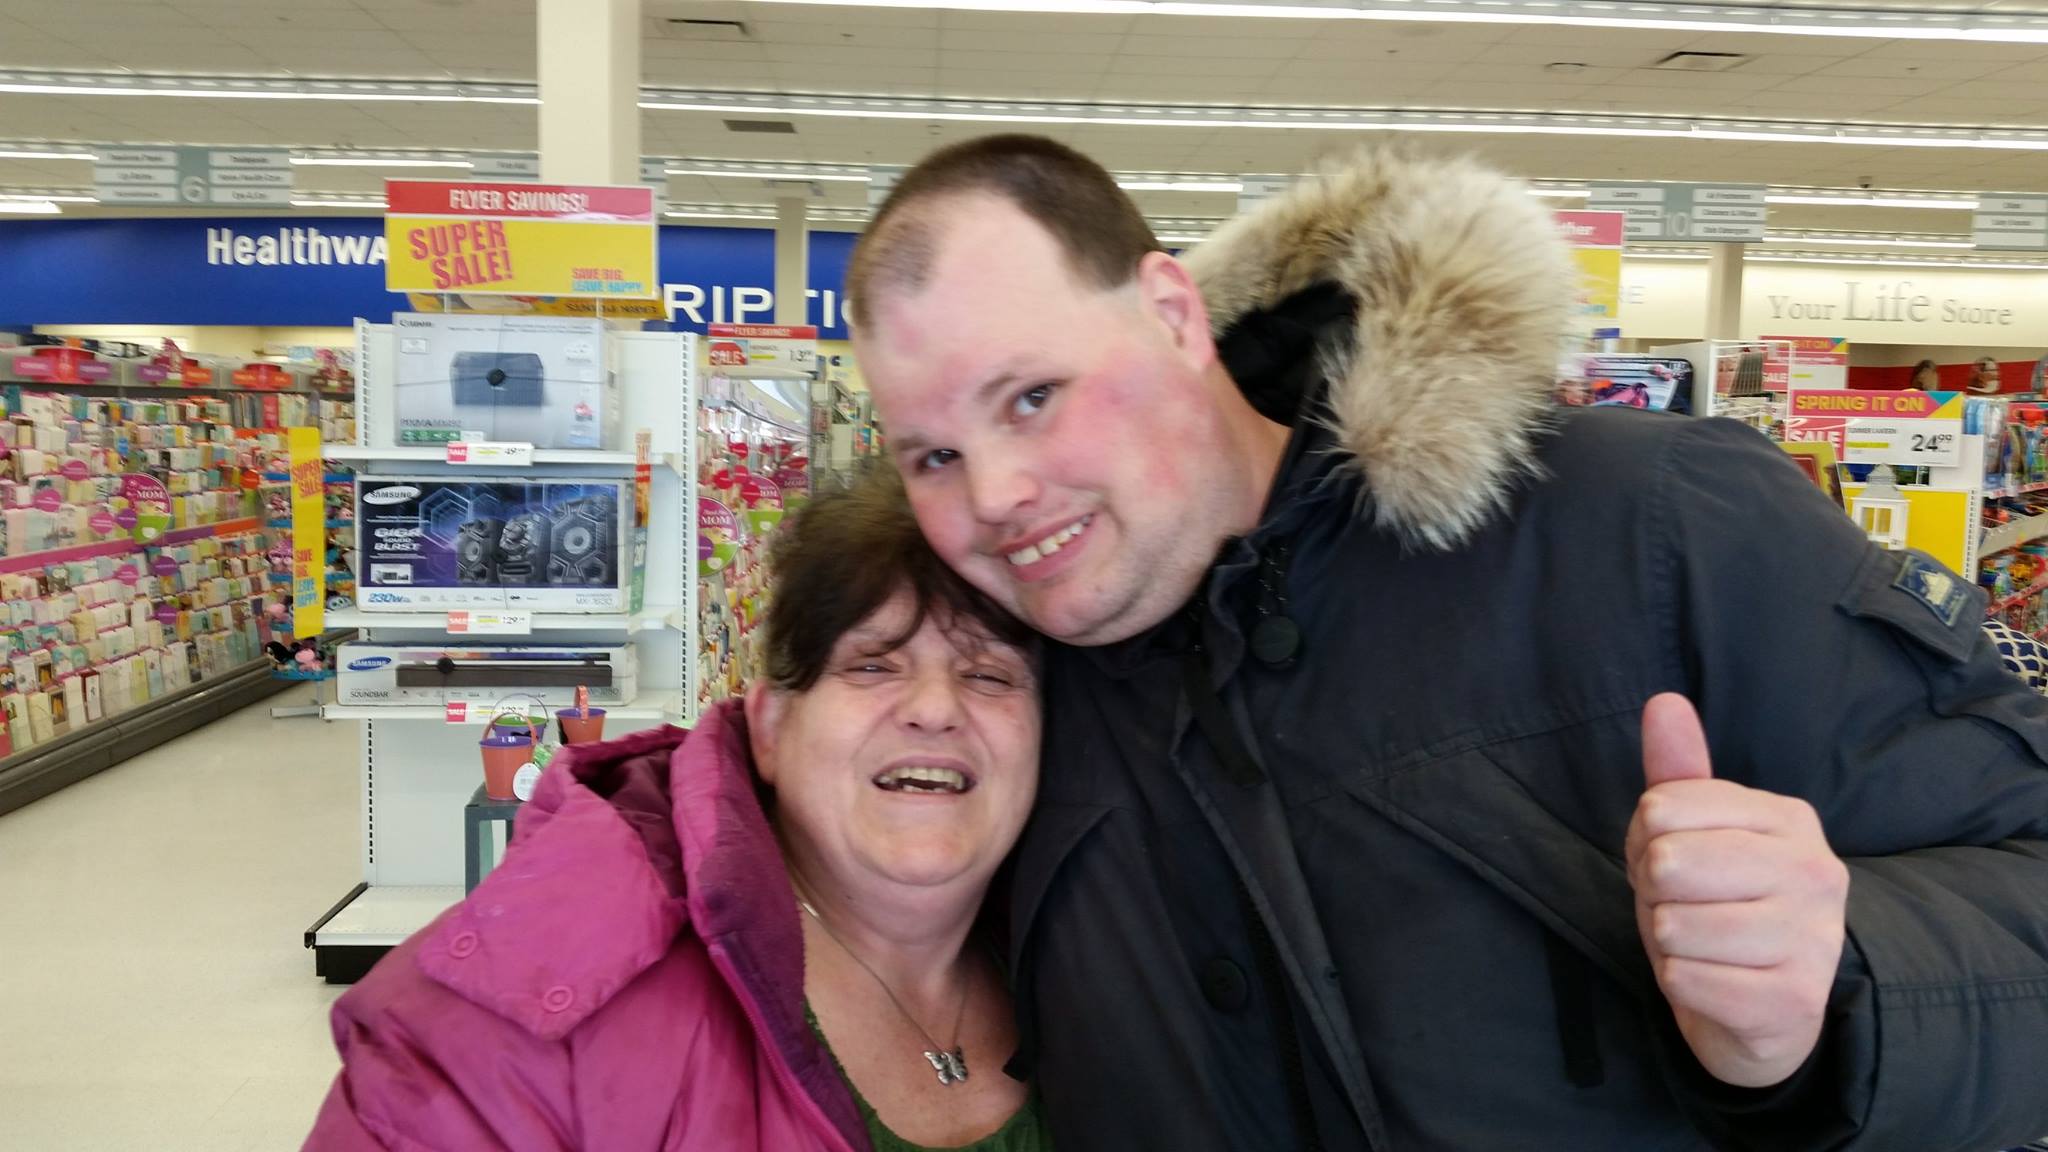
[848,135,2048,1151]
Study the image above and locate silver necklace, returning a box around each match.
[797,894,972,1086]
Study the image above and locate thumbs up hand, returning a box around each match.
[1625,694,1850,1088]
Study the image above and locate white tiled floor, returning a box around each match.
[0,695,359,1152]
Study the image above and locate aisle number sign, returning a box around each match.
[286,427,326,637]
[1784,390,1965,469]
[1555,210,1624,324]
[383,180,658,299]
[1587,182,1768,243]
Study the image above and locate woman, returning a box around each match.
[306,470,1050,1151]
[1972,355,2005,394]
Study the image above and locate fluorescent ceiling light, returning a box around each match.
[665,209,777,221]
[1766,194,1979,210]
[0,200,61,215]
[0,73,535,104]
[1749,254,2048,270]
[0,149,94,161]
[292,157,471,168]
[0,191,93,203]
[291,198,386,208]
[1529,188,1590,199]
[637,92,2048,153]
[1763,233,1974,249]
[1157,233,1210,243]
[1118,180,1243,192]
[666,166,869,182]
[735,0,2048,44]
[1625,251,1711,260]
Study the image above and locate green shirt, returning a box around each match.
[804,1003,1054,1152]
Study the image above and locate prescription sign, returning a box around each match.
[383,180,658,299]
[1784,389,1965,468]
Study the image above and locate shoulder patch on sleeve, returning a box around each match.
[1892,551,1970,627]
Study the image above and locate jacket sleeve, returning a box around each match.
[1650,415,2048,1152]
[301,938,578,1152]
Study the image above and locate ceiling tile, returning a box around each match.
[1117,34,1308,59]
[938,29,1126,55]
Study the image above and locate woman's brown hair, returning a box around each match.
[762,465,1036,692]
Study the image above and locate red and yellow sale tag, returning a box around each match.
[383,180,659,300]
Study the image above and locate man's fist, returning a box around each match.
[1625,693,1850,1088]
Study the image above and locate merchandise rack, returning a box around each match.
[305,323,703,982]
[0,366,357,815]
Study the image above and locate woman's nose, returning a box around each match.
[897,666,966,733]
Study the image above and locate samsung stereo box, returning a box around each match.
[391,313,618,449]
[355,477,635,613]
[335,642,637,708]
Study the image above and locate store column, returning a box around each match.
[774,189,809,326]
[536,0,641,185]
[1706,243,1744,340]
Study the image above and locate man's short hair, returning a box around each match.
[846,134,1162,332]
[763,465,1036,692]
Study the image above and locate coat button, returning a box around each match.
[1251,616,1300,668]
[542,985,575,1013]
[1199,956,1250,1012]
[447,931,478,959]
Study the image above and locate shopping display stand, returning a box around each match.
[0,351,356,815]
[302,323,704,983]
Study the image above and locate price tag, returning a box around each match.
[444,701,469,724]
[447,610,533,635]
[1843,418,1962,469]
[444,441,535,466]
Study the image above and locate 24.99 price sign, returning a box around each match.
[383,180,658,299]
[1784,390,1964,469]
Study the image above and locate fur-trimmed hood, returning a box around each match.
[1184,150,1573,551]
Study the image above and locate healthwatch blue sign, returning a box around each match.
[0,217,859,338]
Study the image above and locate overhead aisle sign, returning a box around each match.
[1974,195,2048,251]
[383,180,658,298]
[95,147,292,208]
[1588,182,1767,243]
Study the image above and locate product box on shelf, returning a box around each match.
[335,642,638,708]
[390,313,616,449]
[354,476,635,613]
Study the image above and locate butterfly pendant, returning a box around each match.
[924,1047,969,1086]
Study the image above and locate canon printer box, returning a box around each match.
[391,313,617,449]
[355,477,636,613]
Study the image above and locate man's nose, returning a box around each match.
[967,445,1040,525]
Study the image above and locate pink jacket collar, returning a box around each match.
[414,702,862,1142]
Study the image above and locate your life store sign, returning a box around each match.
[1785,390,1965,468]
[383,180,658,299]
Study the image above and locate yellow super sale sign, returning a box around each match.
[383,180,658,299]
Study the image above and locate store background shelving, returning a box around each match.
[0,349,358,815]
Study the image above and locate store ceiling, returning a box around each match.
[1,0,2047,240]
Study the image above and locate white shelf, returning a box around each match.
[321,692,680,723]
[323,445,639,466]
[1983,511,2048,556]
[323,606,680,633]
[312,884,462,948]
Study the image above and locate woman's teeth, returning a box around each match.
[873,765,972,794]
[1007,515,1092,567]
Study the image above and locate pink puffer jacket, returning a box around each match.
[304,702,870,1152]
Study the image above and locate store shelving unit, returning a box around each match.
[0,356,358,815]
[305,323,700,982]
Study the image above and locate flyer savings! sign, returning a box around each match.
[383,180,658,299]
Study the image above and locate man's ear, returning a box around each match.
[1133,251,1216,370]
[743,685,788,785]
